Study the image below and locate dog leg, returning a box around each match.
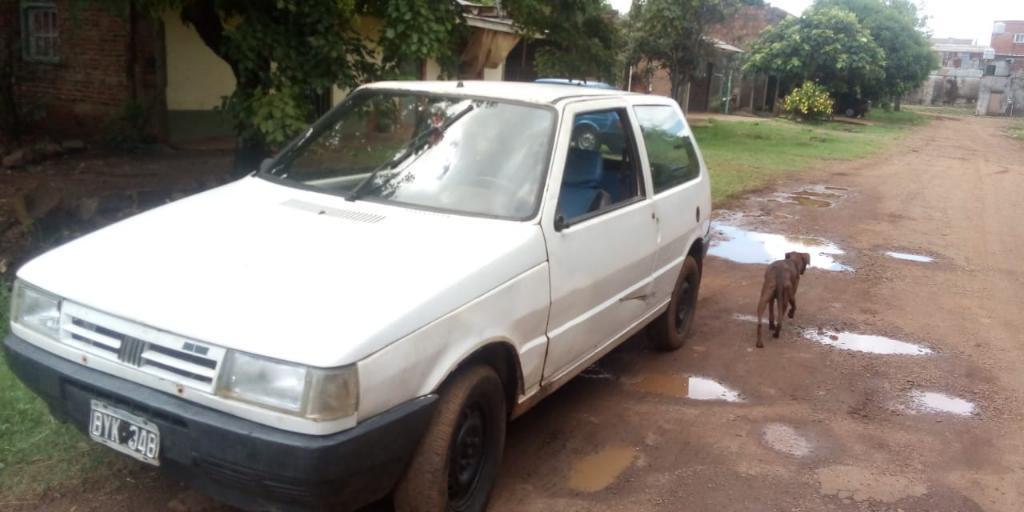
[756,297,767,348]
[773,290,783,338]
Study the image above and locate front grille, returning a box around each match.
[60,302,225,392]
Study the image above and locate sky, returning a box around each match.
[607,0,1024,47]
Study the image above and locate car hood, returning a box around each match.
[17,177,548,367]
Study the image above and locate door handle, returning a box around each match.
[696,206,701,223]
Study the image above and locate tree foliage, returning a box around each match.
[625,0,744,102]
[814,0,937,107]
[745,6,885,97]
[502,0,621,83]
[80,0,466,171]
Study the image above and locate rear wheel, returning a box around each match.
[394,365,506,512]
[648,256,701,351]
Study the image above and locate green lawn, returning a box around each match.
[0,283,117,501]
[1010,122,1024,141]
[692,110,926,202]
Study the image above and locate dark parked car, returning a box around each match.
[535,79,625,153]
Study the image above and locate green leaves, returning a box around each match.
[745,6,885,97]
[626,0,744,99]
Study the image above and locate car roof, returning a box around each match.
[362,80,642,105]
[534,78,617,90]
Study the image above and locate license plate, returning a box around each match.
[88,400,161,466]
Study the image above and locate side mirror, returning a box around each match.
[258,158,275,173]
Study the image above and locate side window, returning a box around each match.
[634,106,700,194]
[557,109,643,222]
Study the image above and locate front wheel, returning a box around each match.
[393,365,506,512]
[648,255,701,351]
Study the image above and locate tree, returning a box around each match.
[502,0,622,83]
[744,6,885,99]
[814,0,937,109]
[82,0,467,174]
[625,0,744,103]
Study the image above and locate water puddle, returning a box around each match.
[909,391,976,416]
[762,423,812,457]
[732,313,759,323]
[802,329,933,355]
[709,222,853,272]
[628,374,744,402]
[885,251,935,263]
[567,446,636,492]
[765,185,847,208]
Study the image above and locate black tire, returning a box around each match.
[393,365,506,512]
[648,256,701,351]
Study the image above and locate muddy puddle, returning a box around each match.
[908,391,976,416]
[762,423,812,457]
[802,329,933,355]
[766,185,848,208]
[885,251,935,263]
[709,222,853,271]
[628,374,744,402]
[567,446,636,492]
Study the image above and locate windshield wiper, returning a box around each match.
[346,104,476,201]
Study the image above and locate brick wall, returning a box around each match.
[707,5,790,51]
[990,20,1024,57]
[0,0,155,137]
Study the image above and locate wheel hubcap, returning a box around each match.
[578,131,597,150]
[448,403,486,508]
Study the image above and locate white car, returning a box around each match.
[6,81,712,511]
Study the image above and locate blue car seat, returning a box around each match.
[559,149,609,220]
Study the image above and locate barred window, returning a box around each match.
[22,1,59,62]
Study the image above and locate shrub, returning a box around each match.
[782,82,834,121]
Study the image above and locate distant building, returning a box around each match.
[977,21,1024,116]
[905,38,989,107]
[628,4,791,113]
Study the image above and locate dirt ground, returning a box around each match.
[9,114,1024,511]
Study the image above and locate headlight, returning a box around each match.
[11,280,61,339]
[218,351,358,420]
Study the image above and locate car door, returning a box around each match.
[540,99,659,382]
[631,102,712,302]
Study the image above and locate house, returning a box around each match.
[905,38,990,106]
[0,1,522,144]
[627,4,790,114]
[976,21,1024,116]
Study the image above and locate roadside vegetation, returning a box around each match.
[694,110,926,202]
[1009,122,1024,140]
[0,282,116,502]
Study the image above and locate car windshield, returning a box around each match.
[263,90,557,220]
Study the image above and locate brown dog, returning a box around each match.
[756,251,811,348]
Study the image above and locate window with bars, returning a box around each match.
[21,2,59,62]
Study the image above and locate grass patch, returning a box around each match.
[1009,122,1024,141]
[0,282,114,501]
[692,111,925,202]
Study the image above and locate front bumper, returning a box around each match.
[4,333,437,511]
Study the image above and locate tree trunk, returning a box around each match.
[181,0,270,176]
[894,96,902,112]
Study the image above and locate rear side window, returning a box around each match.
[634,106,700,193]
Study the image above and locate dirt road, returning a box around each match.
[13,115,1024,511]
[488,114,1024,512]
